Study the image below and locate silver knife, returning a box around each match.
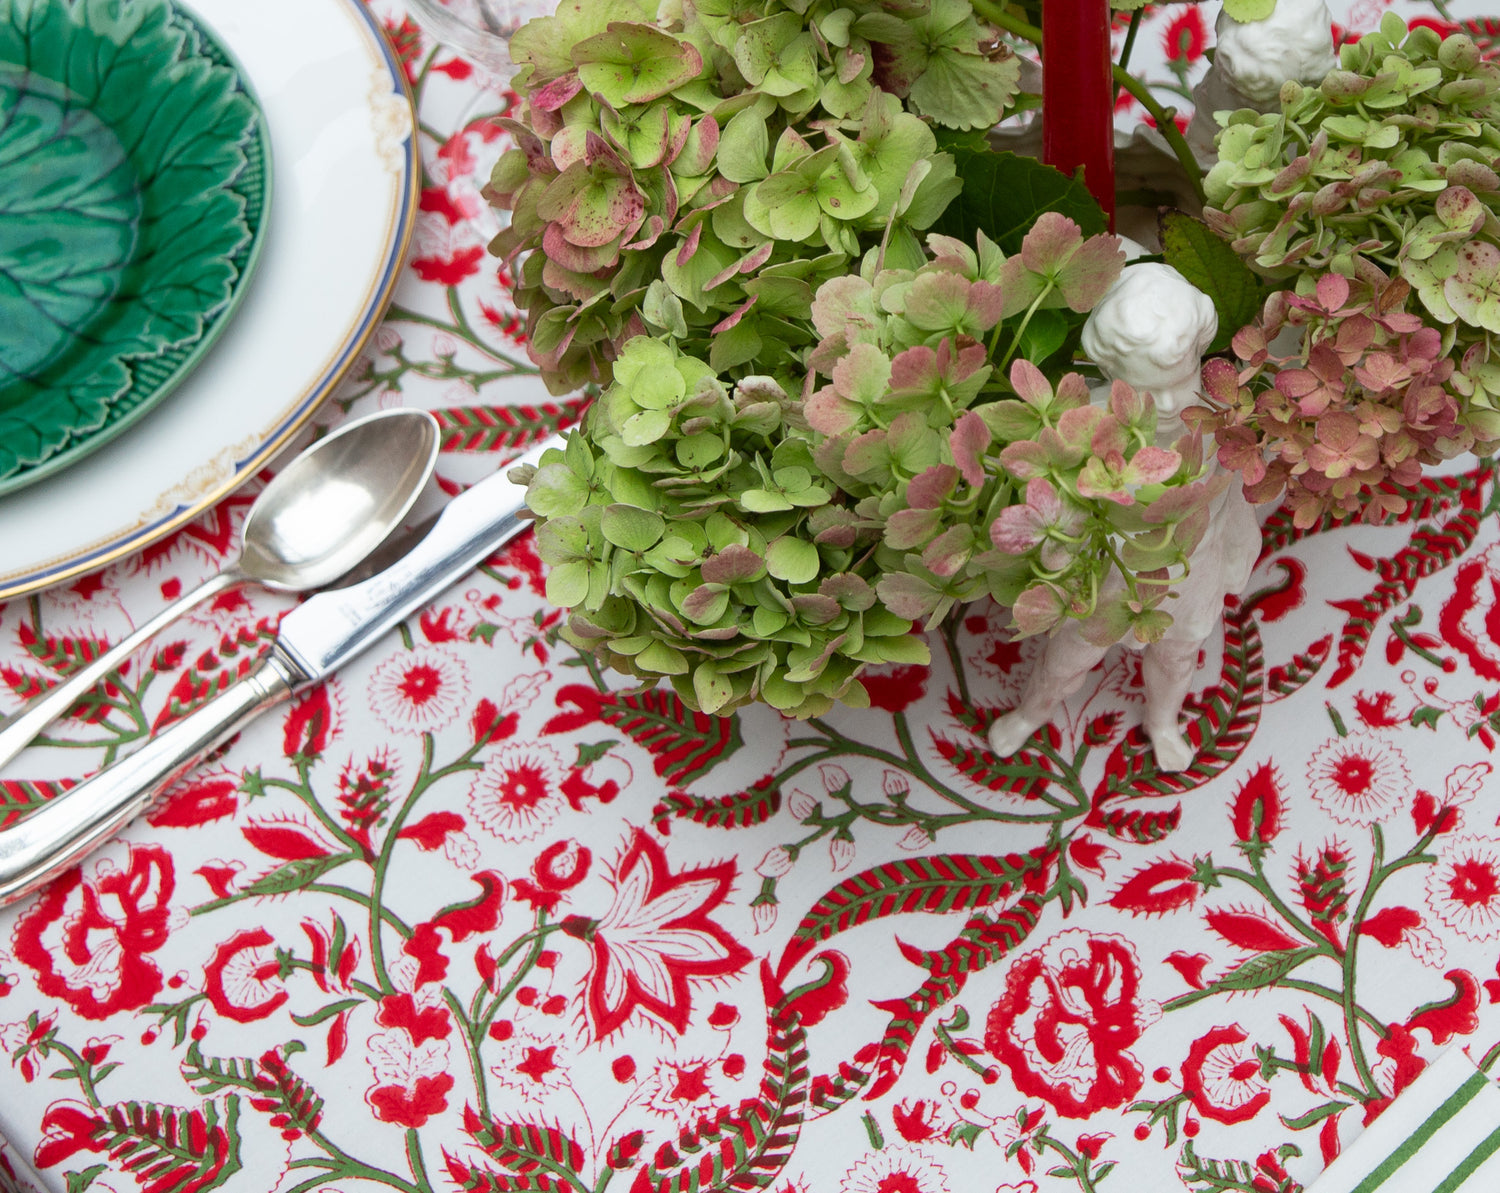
[0,435,560,907]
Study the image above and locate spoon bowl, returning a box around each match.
[240,415,440,590]
[0,407,440,773]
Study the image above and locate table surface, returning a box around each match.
[4,2,1500,1191]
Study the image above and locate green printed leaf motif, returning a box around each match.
[0,0,266,480]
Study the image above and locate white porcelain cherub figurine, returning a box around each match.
[986,263,1261,772]
[1184,0,1337,165]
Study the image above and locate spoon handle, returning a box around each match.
[0,569,244,774]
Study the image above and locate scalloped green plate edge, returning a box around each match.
[0,0,273,497]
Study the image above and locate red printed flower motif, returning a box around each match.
[1426,836,1500,941]
[147,768,241,829]
[1440,546,1500,681]
[489,1029,574,1103]
[646,1057,720,1124]
[1306,732,1411,825]
[365,1031,454,1129]
[892,1099,940,1142]
[1181,1025,1271,1124]
[467,740,567,843]
[839,1144,951,1193]
[1162,5,1208,63]
[0,1013,55,1082]
[203,929,289,1023]
[367,647,470,734]
[985,930,1159,1117]
[13,844,178,1020]
[577,830,752,1040]
[860,662,931,713]
[283,684,338,760]
[34,1100,108,1170]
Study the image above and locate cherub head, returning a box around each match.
[1080,262,1217,433]
[1214,0,1336,105]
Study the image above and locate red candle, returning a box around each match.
[1041,0,1116,227]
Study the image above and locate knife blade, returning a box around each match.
[0,434,562,906]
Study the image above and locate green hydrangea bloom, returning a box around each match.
[488,0,1018,395]
[1205,15,1500,450]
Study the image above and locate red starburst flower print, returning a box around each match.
[1162,5,1208,62]
[367,647,469,734]
[985,930,1159,1118]
[13,845,178,1020]
[575,830,752,1039]
[203,929,289,1023]
[1427,836,1500,941]
[489,1029,574,1102]
[467,740,566,843]
[1180,1025,1271,1124]
[839,1144,951,1193]
[1306,733,1411,825]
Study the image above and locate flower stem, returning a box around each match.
[1110,66,1207,204]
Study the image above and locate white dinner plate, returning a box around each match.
[0,0,418,600]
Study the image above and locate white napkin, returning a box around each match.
[1309,1047,1500,1193]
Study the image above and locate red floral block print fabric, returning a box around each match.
[9,4,1500,1193]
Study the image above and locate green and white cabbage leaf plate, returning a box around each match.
[0,0,270,488]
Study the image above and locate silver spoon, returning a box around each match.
[0,407,441,772]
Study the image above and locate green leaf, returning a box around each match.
[1222,0,1276,20]
[1159,211,1264,353]
[290,997,362,1028]
[1209,947,1319,994]
[1017,307,1073,365]
[948,1120,985,1149]
[1280,1099,1351,1130]
[930,149,1106,255]
[601,504,665,551]
[243,854,349,898]
[1410,704,1444,730]
[766,537,820,584]
[575,739,618,767]
[66,1165,108,1193]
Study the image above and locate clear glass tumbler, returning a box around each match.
[403,0,555,85]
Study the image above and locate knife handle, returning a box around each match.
[0,652,304,907]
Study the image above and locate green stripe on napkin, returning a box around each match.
[1314,1049,1500,1193]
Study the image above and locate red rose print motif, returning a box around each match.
[574,829,752,1039]
[1180,1025,1271,1124]
[985,930,1159,1118]
[13,845,179,1020]
[203,928,289,1023]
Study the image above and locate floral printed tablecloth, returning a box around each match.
[7,2,1500,1192]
